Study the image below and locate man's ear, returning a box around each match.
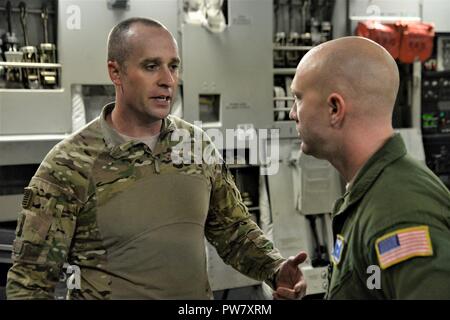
[108,60,122,86]
[327,93,345,128]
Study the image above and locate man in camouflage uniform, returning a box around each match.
[289,36,450,299]
[6,18,307,299]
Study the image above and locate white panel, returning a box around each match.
[423,0,450,32]
[181,0,273,133]
[332,0,348,39]
[396,128,426,163]
[0,90,70,134]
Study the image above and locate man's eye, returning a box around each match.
[145,64,158,70]
[171,64,180,71]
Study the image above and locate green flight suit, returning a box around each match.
[326,134,450,299]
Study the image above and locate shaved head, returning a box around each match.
[289,36,400,180]
[297,36,399,120]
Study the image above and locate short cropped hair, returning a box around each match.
[107,17,165,67]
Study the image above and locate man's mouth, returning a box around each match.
[152,95,171,102]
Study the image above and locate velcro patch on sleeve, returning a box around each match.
[22,187,34,209]
[375,225,433,270]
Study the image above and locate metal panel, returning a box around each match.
[332,0,348,38]
[0,135,64,165]
[0,90,70,134]
[396,128,426,163]
[423,0,450,32]
[302,266,329,296]
[293,152,342,215]
[181,0,273,133]
[268,139,311,258]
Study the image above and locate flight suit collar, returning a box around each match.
[99,102,177,159]
[332,133,407,219]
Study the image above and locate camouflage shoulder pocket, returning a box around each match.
[12,209,53,264]
[20,210,53,244]
[12,185,57,264]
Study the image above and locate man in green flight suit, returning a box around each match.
[289,36,450,299]
[6,17,307,300]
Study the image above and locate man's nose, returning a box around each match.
[158,67,176,87]
[289,102,297,120]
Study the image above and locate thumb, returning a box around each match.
[288,251,308,267]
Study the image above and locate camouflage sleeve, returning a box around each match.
[205,163,285,287]
[6,177,79,299]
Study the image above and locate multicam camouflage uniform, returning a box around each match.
[6,103,285,299]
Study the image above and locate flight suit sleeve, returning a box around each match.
[367,220,450,299]
[205,162,285,288]
[6,177,78,299]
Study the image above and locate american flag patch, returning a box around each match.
[375,226,433,269]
